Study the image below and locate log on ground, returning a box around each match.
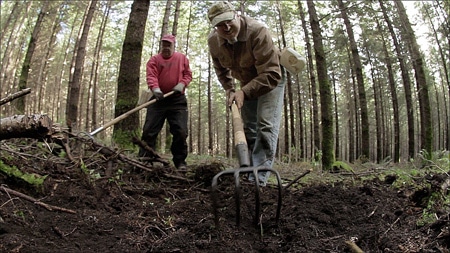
[0,114,53,140]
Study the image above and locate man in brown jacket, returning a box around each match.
[207,1,286,186]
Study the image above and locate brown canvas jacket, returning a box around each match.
[208,15,282,100]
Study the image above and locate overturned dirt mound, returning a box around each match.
[0,139,449,252]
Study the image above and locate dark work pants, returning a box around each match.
[139,94,188,167]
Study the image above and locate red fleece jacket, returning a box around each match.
[146,52,192,94]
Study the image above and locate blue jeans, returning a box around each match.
[242,70,286,184]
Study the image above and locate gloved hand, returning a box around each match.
[172,83,185,94]
[152,88,164,101]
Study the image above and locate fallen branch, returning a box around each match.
[131,137,170,166]
[283,169,312,191]
[1,185,76,214]
[0,88,31,106]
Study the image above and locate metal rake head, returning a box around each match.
[210,166,282,228]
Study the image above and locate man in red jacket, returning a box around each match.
[140,34,192,171]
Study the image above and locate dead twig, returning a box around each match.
[283,169,312,191]
[383,217,400,235]
[0,185,76,214]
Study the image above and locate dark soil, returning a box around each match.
[1,138,449,253]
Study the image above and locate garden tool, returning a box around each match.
[89,91,175,136]
[211,102,282,228]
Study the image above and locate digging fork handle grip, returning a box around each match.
[231,103,246,145]
[231,103,250,167]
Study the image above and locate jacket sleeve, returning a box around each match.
[208,36,235,91]
[179,56,192,87]
[146,57,159,90]
[241,25,281,99]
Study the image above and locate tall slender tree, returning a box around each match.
[307,0,334,170]
[395,1,433,158]
[377,18,400,163]
[16,3,48,114]
[66,0,98,131]
[298,0,319,160]
[337,0,370,161]
[379,0,416,159]
[113,0,149,146]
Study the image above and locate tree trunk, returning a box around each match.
[365,45,382,162]
[331,71,340,160]
[298,0,318,161]
[378,19,400,163]
[379,0,416,159]
[113,0,149,147]
[16,4,47,114]
[395,1,433,158]
[423,2,450,151]
[88,1,111,132]
[337,0,369,161]
[307,0,334,171]
[197,74,202,154]
[66,0,98,131]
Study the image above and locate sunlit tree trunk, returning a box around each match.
[113,0,149,146]
[307,0,334,171]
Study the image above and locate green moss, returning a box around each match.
[332,160,354,173]
[0,160,47,187]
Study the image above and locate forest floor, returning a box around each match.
[0,137,449,253]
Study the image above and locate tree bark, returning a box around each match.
[337,0,370,161]
[379,0,416,159]
[298,0,318,160]
[0,88,31,106]
[16,4,48,114]
[0,114,53,140]
[113,0,149,147]
[395,1,433,157]
[307,0,334,170]
[377,18,400,163]
[66,0,98,131]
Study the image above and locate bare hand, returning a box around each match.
[228,90,244,109]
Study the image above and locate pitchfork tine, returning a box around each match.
[211,167,282,229]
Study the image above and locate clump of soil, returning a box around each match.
[0,138,449,252]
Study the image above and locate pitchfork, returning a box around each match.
[211,103,282,228]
